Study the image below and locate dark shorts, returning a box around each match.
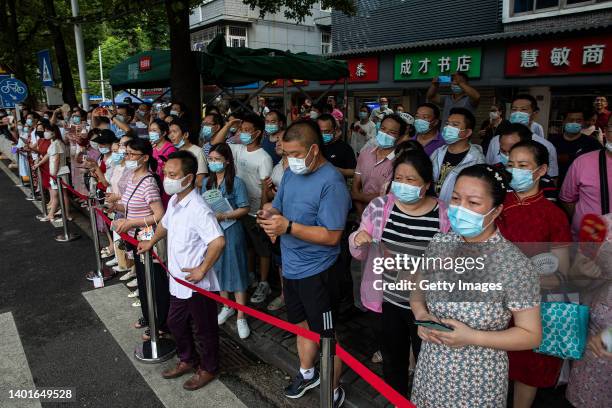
[283,265,339,334]
[241,215,272,257]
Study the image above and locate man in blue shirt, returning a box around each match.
[258,120,351,407]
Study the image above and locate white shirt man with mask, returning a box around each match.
[138,150,225,392]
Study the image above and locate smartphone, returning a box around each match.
[438,75,452,84]
[415,320,454,332]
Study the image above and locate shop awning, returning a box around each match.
[109,50,172,90]
[199,35,349,86]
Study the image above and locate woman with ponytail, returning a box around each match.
[108,137,169,340]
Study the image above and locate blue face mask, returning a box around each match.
[442,125,462,144]
[322,133,334,144]
[111,151,125,164]
[414,119,430,134]
[148,131,160,143]
[200,125,213,140]
[510,111,530,126]
[72,116,81,125]
[115,129,125,138]
[451,84,463,95]
[208,161,224,173]
[174,139,185,149]
[25,118,33,126]
[564,122,582,134]
[99,147,110,155]
[376,130,395,149]
[240,132,253,144]
[510,167,538,192]
[499,152,509,166]
[447,205,496,238]
[391,181,423,204]
[265,124,279,134]
[375,121,382,131]
[359,112,368,120]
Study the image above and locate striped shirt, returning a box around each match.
[381,203,441,309]
[120,174,161,235]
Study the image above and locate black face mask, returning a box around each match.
[36,131,44,138]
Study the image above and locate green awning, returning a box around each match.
[200,35,349,86]
[109,50,171,90]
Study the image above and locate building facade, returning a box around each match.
[315,0,612,136]
[189,0,332,55]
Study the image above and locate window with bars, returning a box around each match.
[191,25,223,51]
[321,31,331,54]
[227,26,247,48]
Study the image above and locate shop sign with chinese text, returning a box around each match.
[320,56,379,84]
[505,36,611,77]
[394,48,481,81]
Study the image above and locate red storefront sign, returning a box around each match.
[139,56,152,72]
[320,56,379,84]
[268,79,309,87]
[505,36,612,77]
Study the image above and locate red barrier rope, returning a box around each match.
[56,182,415,408]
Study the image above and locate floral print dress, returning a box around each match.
[411,231,540,408]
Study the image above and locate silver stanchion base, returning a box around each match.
[134,338,176,364]
[55,233,81,242]
[85,268,114,281]
[25,196,37,201]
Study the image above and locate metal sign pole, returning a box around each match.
[135,250,175,363]
[320,311,335,408]
[24,152,38,201]
[35,166,48,220]
[55,176,80,242]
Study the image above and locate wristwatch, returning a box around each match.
[286,220,293,235]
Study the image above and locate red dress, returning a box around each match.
[496,190,572,388]
[37,139,51,190]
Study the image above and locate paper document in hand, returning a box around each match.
[202,189,236,230]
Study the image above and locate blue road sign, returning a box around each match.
[37,49,55,86]
[0,78,28,107]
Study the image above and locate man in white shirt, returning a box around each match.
[137,150,225,391]
[211,113,274,304]
[369,97,394,126]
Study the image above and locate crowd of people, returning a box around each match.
[0,74,610,407]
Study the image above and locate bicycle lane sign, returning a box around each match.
[0,78,28,108]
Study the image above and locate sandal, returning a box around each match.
[100,247,113,258]
[142,328,168,341]
[134,317,148,329]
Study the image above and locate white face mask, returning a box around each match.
[606,141,612,152]
[43,131,53,140]
[288,146,314,175]
[125,159,139,170]
[163,175,190,195]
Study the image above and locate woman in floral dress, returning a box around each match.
[410,164,542,407]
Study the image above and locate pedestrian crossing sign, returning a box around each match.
[37,49,55,86]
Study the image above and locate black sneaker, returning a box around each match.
[284,369,320,399]
[334,386,346,408]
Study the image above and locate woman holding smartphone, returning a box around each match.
[410,164,541,407]
[349,150,450,397]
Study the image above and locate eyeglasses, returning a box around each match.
[125,152,144,159]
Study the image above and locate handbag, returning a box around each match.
[534,295,589,360]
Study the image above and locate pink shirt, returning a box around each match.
[355,146,395,196]
[559,150,612,238]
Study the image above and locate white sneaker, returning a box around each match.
[237,318,250,339]
[119,269,136,281]
[128,289,139,298]
[105,258,118,267]
[113,265,131,274]
[132,300,141,307]
[126,278,138,288]
[217,306,235,325]
[250,281,271,304]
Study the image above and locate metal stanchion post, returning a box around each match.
[84,190,110,281]
[24,152,38,201]
[55,172,80,242]
[135,250,175,363]
[320,311,335,408]
[35,166,48,220]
